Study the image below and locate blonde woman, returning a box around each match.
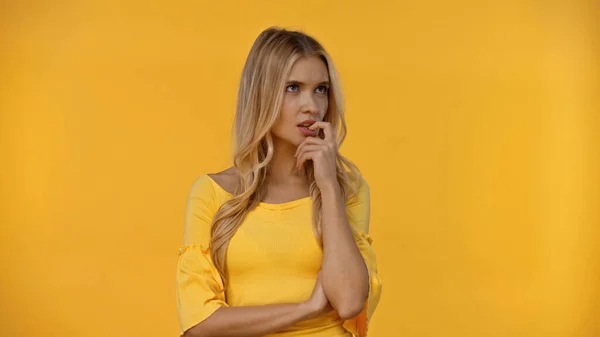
[176,27,382,337]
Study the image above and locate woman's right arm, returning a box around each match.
[184,272,331,337]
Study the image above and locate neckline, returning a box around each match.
[205,174,311,210]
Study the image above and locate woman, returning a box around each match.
[176,27,382,337]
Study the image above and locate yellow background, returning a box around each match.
[1,1,598,336]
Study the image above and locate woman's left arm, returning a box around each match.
[294,121,369,320]
[319,183,370,319]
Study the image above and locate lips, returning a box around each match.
[296,120,317,127]
[298,125,317,136]
[297,120,318,136]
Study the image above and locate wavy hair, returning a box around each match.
[210,26,363,290]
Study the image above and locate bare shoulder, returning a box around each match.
[207,166,238,194]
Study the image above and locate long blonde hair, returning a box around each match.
[210,26,363,290]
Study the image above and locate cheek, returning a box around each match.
[272,99,297,136]
[279,99,298,125]
[281,96,297,114]
[320,98,329,112]
[318,97,329,117]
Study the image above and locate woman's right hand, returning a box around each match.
[302,270,333,320]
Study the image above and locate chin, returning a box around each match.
[275,136,301,147]
[294,136,306,146]
[272,130,304,147]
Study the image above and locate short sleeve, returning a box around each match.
[176,175,228,336]
[342,176,383,337]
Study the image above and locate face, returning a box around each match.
[271,55,330,147]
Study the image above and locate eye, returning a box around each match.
[316,85,329,94]
[286,84,299,92]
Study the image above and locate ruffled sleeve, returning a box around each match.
[176,174,228,336]
[342,176,383,337]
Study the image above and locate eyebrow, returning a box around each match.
[286,80,330,86]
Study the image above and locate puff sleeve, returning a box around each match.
[176,175,228,336]
[342,176,383,337]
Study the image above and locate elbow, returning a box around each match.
[182,307,224,337]
[329,281,369,320]
[183,328,203,337]
[183,329,199,337]
[336,300,366,320]
[183,322,212,337]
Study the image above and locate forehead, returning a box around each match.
[287,56,329,82]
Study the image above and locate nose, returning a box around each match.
[300,91,318,115]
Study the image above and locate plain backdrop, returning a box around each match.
[1,1,598,336]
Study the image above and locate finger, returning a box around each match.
[296,145,325,168]
[294,139,327,157]
[304,135,335,153]
[294,139,326,158]
[300,136,327,146]
[308,121,333,141]
[296,149,319,171]
[296,150,318,171]
[294,135,331,158]
[297,145,325,157]
[296,145,325,169]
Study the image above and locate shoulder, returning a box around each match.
[182,169,237,246]
[345,171,371,232]
[347,171,370,206]
[186,175,217,216]
[189,167,237,197]
[186,167,237,215]
[206,166,238,195]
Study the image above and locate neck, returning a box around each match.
[267,139,306,184]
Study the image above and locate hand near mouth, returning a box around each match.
[297,120,319,137]
[294,121,339,191]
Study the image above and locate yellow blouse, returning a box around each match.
[176,173,382,337]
